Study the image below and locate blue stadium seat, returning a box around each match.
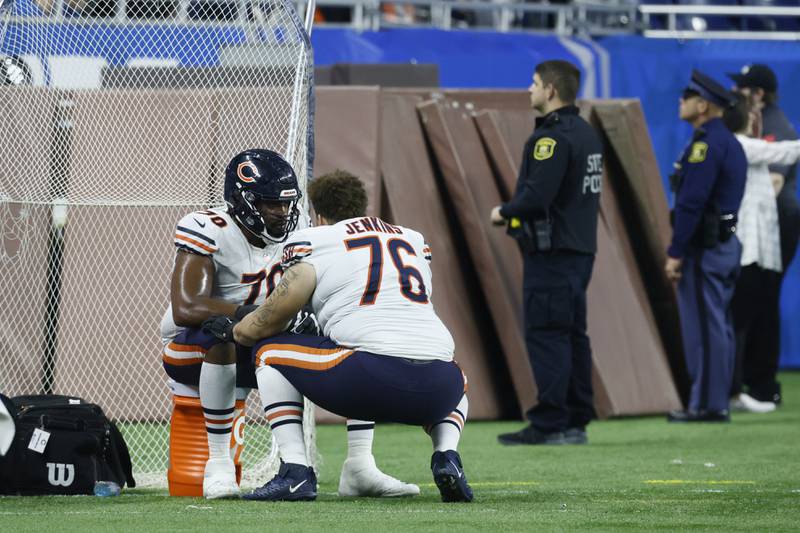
[740,0,800,32]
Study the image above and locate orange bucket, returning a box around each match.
[167,395,245,496]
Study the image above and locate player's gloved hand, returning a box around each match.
[289,306,320,336]
[235,304,259,321]
[202,316,237,343]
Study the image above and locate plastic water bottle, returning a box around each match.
[94,480,122,497]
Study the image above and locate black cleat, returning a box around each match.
[667,410,730,423]
[242,461,317,501]
[431,450,473,503]
[498,425,566,445]
[564,427,588,444]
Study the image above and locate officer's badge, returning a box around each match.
[533,137,557,161]
[688,141,708,163]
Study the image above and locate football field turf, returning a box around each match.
[2,373,800,532]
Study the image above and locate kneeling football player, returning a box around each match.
[204,171,473,502]
[161,150,419,499]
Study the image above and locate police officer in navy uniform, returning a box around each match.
[490,60,603,445]
[666,70,747,423]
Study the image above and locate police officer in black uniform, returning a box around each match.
[665,70,747,423]
[491,60,603,445]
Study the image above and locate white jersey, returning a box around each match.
[282,217,454,361]
[160,208,284,344]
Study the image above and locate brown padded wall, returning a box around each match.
[593,102,688,403]
[591,183,682,414]
[0,88,56,199]
[315,87,382,216]
[0,204,51,395]
[473,109,537,199]
[54,90,217,419]
[329,64,439,87]
[0,88,58,395]
[417,99,536,413]
[582,104,680,414]
[214,87,298,187]
[440,90,531,110]
[380,92,510,419]
[66,90,217,202]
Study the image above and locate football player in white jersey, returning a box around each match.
[206,170,473,502]
[161,150,418,499]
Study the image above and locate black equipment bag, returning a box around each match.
[0,394,135,495]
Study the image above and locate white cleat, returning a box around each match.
[203,457,240,499]
[730,393,776,414]
[338,455,420,498]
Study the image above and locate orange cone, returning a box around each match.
[167,395,245,496]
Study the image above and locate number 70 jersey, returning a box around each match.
[283,217,455,361]
[160,207,284,344]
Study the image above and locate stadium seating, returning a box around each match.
[740,0,800,32]
[675,0,738,31]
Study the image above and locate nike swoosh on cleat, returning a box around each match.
[194,218,206,227]
[289,480,307,493]
[448,461,463,478]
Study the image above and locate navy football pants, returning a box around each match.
[252,333,466,426]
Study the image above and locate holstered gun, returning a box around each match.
[507,216,552,254]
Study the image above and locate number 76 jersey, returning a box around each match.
[282,217,455,362]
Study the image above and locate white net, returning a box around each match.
[0,0,316,487]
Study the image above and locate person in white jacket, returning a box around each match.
[724,96,800,413]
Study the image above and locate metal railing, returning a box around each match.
[306,0,640,35]
[5,0,800,40]
[639,4,800,40]
[2,0,640,36]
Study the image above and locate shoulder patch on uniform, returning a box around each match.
[281,241,312,268]
[174,219,218,255]
[688,141,708,163]
[533,137,557,161]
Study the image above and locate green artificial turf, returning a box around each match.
[2,373,800,532]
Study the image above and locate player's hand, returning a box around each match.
[664,257,682,284]
[202,315,237,343]
[490,206,506,226]
[289,307,320,336]
[235,304,259,321]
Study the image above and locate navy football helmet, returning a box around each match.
[224,149,301,244]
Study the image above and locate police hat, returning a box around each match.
[726,64,777,93]
[685,69,736,108]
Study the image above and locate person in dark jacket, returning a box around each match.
[666,70,747,423]
[728,64,797,406]
[490,60,603,445]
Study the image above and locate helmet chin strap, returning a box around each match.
[242,216,287,245]
[230,187,298,245]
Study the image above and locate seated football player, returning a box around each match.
[204,170,473,503]
[161,150,419,499]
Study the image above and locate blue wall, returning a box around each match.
[313,29,590,89]
[311,29,800,368]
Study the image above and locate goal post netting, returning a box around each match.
[0,0,317,487]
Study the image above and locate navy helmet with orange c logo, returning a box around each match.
[223,149,301,244]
